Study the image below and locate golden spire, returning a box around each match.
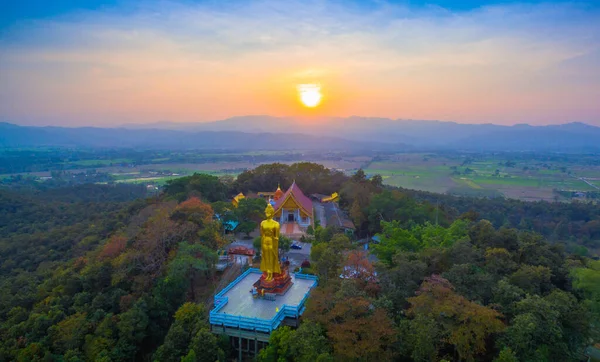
[274,182,284,201]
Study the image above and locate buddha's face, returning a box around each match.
[265,207,274,219]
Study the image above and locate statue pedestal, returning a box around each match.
[254,263,293,296]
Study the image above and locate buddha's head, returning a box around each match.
[265,204,275,219]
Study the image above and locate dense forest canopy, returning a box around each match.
[232,162,349,196]
[396,188,600,256]
[0,162,599,361]
[263,219,599,362]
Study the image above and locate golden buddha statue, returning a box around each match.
[260,204,281,281]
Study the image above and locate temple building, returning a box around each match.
[232,183,314,237]
[257,191,276,200]
[272,182,314,237]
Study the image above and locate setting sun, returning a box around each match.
[297,84,322,108]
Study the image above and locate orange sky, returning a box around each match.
[1,1,599,126]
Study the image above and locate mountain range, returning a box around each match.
[0,122,405,151]
[2,116,599,152]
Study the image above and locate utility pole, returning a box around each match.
[435,200,439,226]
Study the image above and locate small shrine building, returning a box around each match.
[232,192,245,208]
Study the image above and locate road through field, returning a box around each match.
[574,175,600,190]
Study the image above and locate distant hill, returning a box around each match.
[120,116,600,152]
[0,122,407,151]
[450,122,600,152]
[3,118,600,151]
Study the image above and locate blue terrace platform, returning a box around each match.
[210,268,317,334]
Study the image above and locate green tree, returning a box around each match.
[314,248,342,285]
[181,350,197,362]
[49,312,91,353]
[493,347,518,362]
[306,225,315,235]
[485,247,518,277]
[304,280,396,361]
[15,343,50,362]
[379,252,427,314]
[366,190,439,234]
[407,275,505,361]
[198,221,227,250]
[279,235,292,256]
[253,236,262,257]
[508,264,552,295]
[373,221,421,265]
[237,221,257,238]
[314,225,335,243]
[329,233,353,252]
[167,242,217,301]
[153,303,210,362]
[83,314,117,361]
[468,220,496,248]
[258,322,331,362]
[235,198,267,223]
[234,163,291,194]
[117,298,149,355]
[442,263,494,303]
[257,326,294,362]
[288,321,332,362]
[164,173,228,202]
[500,290,589,361]
[211,201,233,216]
[402,315,441,362]
[571,259,600,339]
[188,328,224,362]
[491,278,526,319]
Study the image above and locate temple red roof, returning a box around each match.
[273,181,314,217]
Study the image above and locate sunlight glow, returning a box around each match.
[297,84,322,108]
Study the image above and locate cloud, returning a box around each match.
[0,0,599,125]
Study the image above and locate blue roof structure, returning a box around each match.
[223,220,239,231]
[215,213,239,231]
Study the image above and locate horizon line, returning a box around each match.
[2,116,595,129]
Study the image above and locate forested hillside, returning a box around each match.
[397,188,600,256]
[0,163,598,361]
[0,180,232,361]
[263,224,600,361]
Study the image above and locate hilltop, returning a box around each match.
[0,163,598,361]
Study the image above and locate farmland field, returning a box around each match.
[365,153,600,201]
[3,148,600,202]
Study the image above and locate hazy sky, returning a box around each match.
[1,0,599,126]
